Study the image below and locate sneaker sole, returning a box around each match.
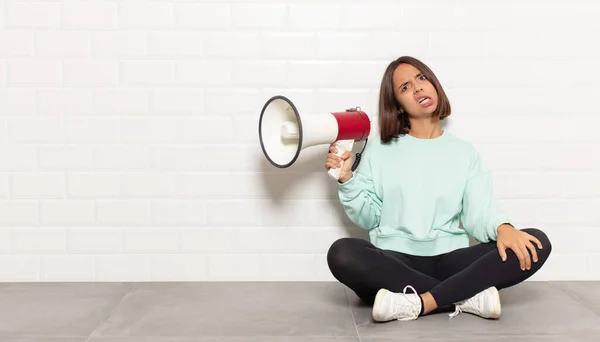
[488,287,501,319]
[372,288,390,322]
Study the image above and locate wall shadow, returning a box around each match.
[257,141,369,240]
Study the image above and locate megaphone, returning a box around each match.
[258,95,371,181]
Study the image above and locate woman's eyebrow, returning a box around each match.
[399,73,423,88]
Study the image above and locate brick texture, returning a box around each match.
[0,0,598,281]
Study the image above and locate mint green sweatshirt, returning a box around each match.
[338,131,512,256]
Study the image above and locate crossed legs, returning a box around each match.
[327,228,552,317]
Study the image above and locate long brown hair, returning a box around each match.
[378,56,451,143]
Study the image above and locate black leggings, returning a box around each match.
[327,228,552,310]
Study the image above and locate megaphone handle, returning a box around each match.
[328,139,355,181]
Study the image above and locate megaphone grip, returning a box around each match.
[328,139,355,181]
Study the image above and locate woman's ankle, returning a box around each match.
[419,292,439,315]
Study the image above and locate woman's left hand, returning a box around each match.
[496,224,543,271]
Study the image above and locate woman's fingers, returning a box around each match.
[526,241,539,264]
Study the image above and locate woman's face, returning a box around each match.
[392,63,438,117]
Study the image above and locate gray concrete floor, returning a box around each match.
[0,281,599,341]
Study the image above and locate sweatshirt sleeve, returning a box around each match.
[460,149,512,243]
[337,143,382,231]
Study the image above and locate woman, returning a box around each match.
[325,56,552,322]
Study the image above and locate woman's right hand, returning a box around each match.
[326,143,353,183]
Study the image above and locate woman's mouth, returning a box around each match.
[417,96,432,107]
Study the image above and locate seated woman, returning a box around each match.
[325,55,552,322]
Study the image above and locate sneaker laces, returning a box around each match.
[449,294,482,319]
[394,285,421,321]
[449,305,462,319]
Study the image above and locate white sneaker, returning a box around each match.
[372,285,422,322]
[449,286,501,319]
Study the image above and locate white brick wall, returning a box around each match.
[0,0,598,282]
